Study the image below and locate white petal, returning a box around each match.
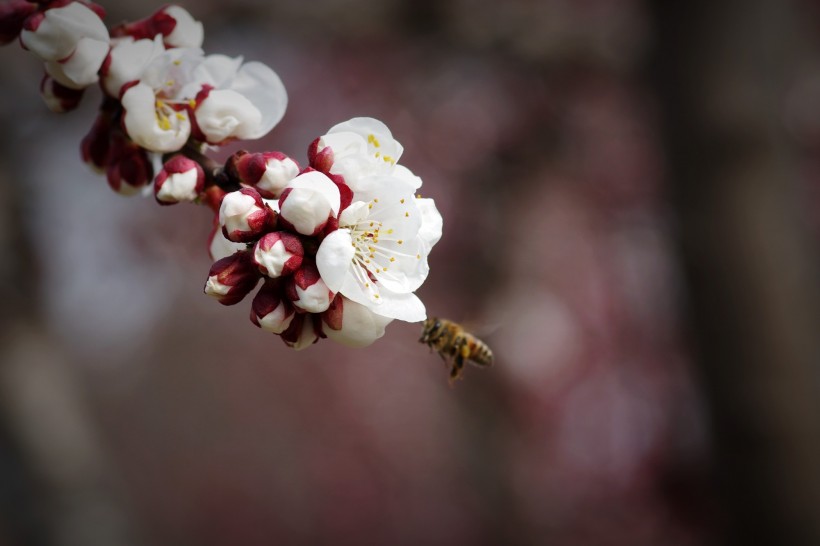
[257,304,294,334]
[338,201,369,226]
[121,83,191,153]
[369,289,427,322]
[229,61,288,138]
[104,36,164,97]
[392,164,423,191]
[289,319,318,351]
[219,191,258,232]
[209,227,246,261]
[257,156,299,198]
[162,6,204,49]
[195,89,262,143]
[294,280,332,313]
[49,36,108,88]
[324,298,393,348]
[316,229,355,292]
[191,54,243,88]
[328,117,404,166]
[416,197,443,248]
[21,3,108,61]
[279,187,332,235]
[156,170,199,202]
[286,171,341,216]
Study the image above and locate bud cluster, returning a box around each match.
[2,3,444,353]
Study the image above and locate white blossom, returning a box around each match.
[316,175,442,322]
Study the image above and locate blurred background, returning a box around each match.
[1,0,819,545]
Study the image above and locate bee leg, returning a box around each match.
[448,340,470,382]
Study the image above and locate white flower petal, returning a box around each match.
[286,171,341,216]
[195,89,262,143]
[324,297,393,348]
[44,37,107,89]
[316,229,355,293]
[230,61,288,139]
[209,226,246,261]
[416,197,443,248]
[162,6,204,49]
[103,36,164,97]
[368,289,427,322]
[21,3,108,61]
[156,170,199,203]
[293,279,333,313]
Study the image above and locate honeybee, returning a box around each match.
[419,317,494,382]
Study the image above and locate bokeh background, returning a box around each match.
[1,1,819,545]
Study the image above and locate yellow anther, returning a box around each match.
[397,240,403,245]
[166,80,174,87]
[405,212,409,218]
[387,229,393,234]
[400,198,405,204]
[173,60,182,66]
[188,99,197,109]
[383,155,395,164]
[369,222,374,227]
[389,257,395,262]
[373,198,379,203]
[175,112,186,121]
[416,193,422,198]
[368,203,373,209]
[367,134,381,147]
[416,254,421,259]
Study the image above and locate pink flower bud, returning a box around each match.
[40,73,84,113]
[285,260,334,314]
[0,0,37,45]
[105,135,153,195]
[250,280,295,334]
[154,154,205,205]
[307,137,334,173]
[204,251,260,306]
[226,151,300,199]
[80,99,119,172]
[280,314,321,351]
[219,187,273,243]
[278,171,341,236]
[252,231,303,278]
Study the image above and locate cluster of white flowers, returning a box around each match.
[2,2,443,351]
[205,118,443,349]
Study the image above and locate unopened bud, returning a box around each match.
[252,231,303,278]
[285,260,334,314]
[219,187,273,243]
[227,150,299,199]
[250,280,295,334]
[106,135,153,195]
[278,171,341,236]
[81,99,120,172]
[280,314,321,351]
[307,137,334,173]
[204,250,260,306]
[40,73,84,113]
[154,154,205,205]
[0,0,37,45]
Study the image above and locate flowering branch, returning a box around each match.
[2,1,443,352]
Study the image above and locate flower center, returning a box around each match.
[342,198,421,302]
[154,97,189,132]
